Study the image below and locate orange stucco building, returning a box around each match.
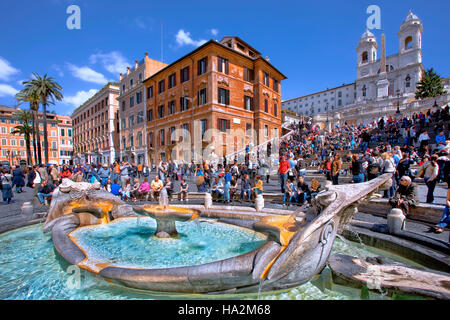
[143,36,286,165]
[0,105,73,166]
[117,53,167,165]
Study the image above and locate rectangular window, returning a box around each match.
[10,139,16,146]
[130,135,134,147]
[201,119,207,138]
[149,132,153,148]
[243,67,254,82]
[147,109,153,122]
[121,118,126,129]
[128,115,135,127]
[218,88,230,105]
[168,100,175,115]
[1,138,6,146]
[180,66,190,83]
[121,101,126,111]
[246,123,252,136]
[158,79,165,94]
[180,97,189,111]
[138,132,143,147]
[136,91,142,104]
[168,73,176,89]
[160,129,165,146]
[129,96,134,108]
[138,73,142,83]
[264,125,268,137]
[274,103,278,117]
[264,99,269,113]
[52,141,57,149]
[51,131,56,137]
[130,78,133,87]
[218,119,229,133]
[158,105,165,118]
[0,127,5,134]
[19,139,25,147]
[197,57,207,75]
[170,126,176,144]
[61,139,65,145]
[218,57,229,74]
[263,72,270,87]
[147,86,154,99]
[197,88,207,106]
[273,79,279,93]
[68,129,72,137]
[244,96,253,111]
[60,128,65,136]
[137,111,144,123]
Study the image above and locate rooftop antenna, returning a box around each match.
[160,22,164,63]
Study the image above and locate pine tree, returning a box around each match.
[415,68,447,100]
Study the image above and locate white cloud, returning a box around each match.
[210,28,219,36]
[0,84,19,97]
[89,51,130,75]
[0,57,20,81]
[51,64,64,77]
[175,29,207,47]
[67,64,109,84]
[64,89,98,109]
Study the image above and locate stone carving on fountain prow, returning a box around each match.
[42,178,133,233]
[258,173,393,291]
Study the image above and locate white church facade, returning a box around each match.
[282,11,449,126]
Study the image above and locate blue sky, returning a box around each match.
[0,0,449,115]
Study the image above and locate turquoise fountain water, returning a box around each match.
[71,217,267,269]
[0,221,427,300]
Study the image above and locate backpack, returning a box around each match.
[369,163,380,175]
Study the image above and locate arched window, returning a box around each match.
[405,36,413,49]
[362,51,368,63]
[405,74,411,88]
[362,85,366,97]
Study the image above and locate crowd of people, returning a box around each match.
[0,105,448,233]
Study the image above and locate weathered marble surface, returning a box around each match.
[329,253,450,300]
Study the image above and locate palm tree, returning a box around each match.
[15,87,42,165]
[415,68,447,100]
[24,73,63,164]
[11,109,33,166]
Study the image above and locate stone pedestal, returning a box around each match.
[255,194,264,212]
[387,208,406,234]
[155,220,178,238]
[204,193,212,209]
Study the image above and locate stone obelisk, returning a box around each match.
[377,33,389,99]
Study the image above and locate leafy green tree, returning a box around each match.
[415,68,447,100]
[11,109,33,166]
[24,73,63,164]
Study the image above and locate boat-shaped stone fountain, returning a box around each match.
[44,174,392,293]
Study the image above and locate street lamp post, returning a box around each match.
[396,89,401,114]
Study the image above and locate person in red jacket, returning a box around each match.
[278,155,291,193]
[60,165,72,180]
